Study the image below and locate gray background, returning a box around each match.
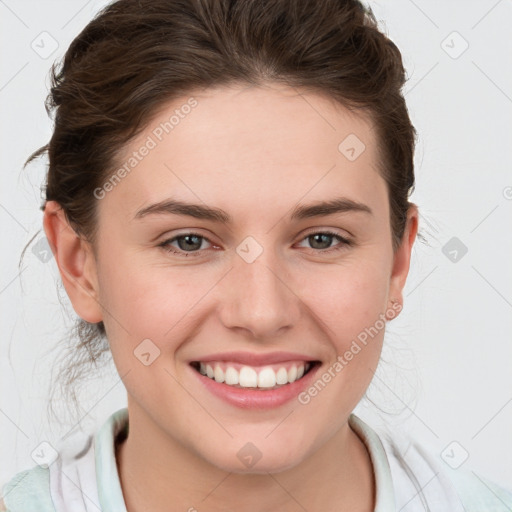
[1,0,511,491]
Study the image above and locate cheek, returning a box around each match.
[295,260,389,408]
[299,257,390,342]
[96,240,391,362]
[95,250,217,346]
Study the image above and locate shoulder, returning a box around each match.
[0,431,99,512]
[380,428,512,511]
[350,414,512,511]
[448,467,512,511]
[1,408,129,512]
[0,465,55,512]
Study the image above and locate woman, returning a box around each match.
[2,0,511,510]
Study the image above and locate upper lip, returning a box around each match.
[190,351,318,366]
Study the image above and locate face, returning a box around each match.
[71,83,416,473]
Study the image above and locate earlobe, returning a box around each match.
[387,204,419,318]
[43,201,103,323]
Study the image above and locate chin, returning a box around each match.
[198,436,311,475]
[212,455,303,475]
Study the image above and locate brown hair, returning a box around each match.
[26,0,417,420]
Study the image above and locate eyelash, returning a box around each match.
[158,230,352,257]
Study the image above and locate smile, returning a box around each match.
[191,361,313,389]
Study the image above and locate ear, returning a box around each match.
[43,201,103,323]
[386,204,419,319]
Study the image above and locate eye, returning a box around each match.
[159,232,213,257]
[159,230,352,258]
[296,230,352,253]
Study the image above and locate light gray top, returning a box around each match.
[2,407,511,511]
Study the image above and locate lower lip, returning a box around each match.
[191,363,320,409]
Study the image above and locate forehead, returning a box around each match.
[102,83,386,222]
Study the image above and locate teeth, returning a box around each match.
[214,366,225,383]
[276,367,288,385]
[239,366,258,387]
[196,362,312,388]
[225,366,239,385]
[287,365,297,383]
[258,367,276,388]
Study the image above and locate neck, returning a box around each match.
[116,401,375,512]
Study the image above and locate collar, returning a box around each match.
[95,408,395,511]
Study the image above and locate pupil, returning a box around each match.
[311,234,331,249]
[179,235,201,251]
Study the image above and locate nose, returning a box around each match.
[217,243,302,339]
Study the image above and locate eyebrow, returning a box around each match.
[134,196,373,223]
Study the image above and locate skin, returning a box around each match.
[44,82,418,511]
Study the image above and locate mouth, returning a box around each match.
[190,360,320,390]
